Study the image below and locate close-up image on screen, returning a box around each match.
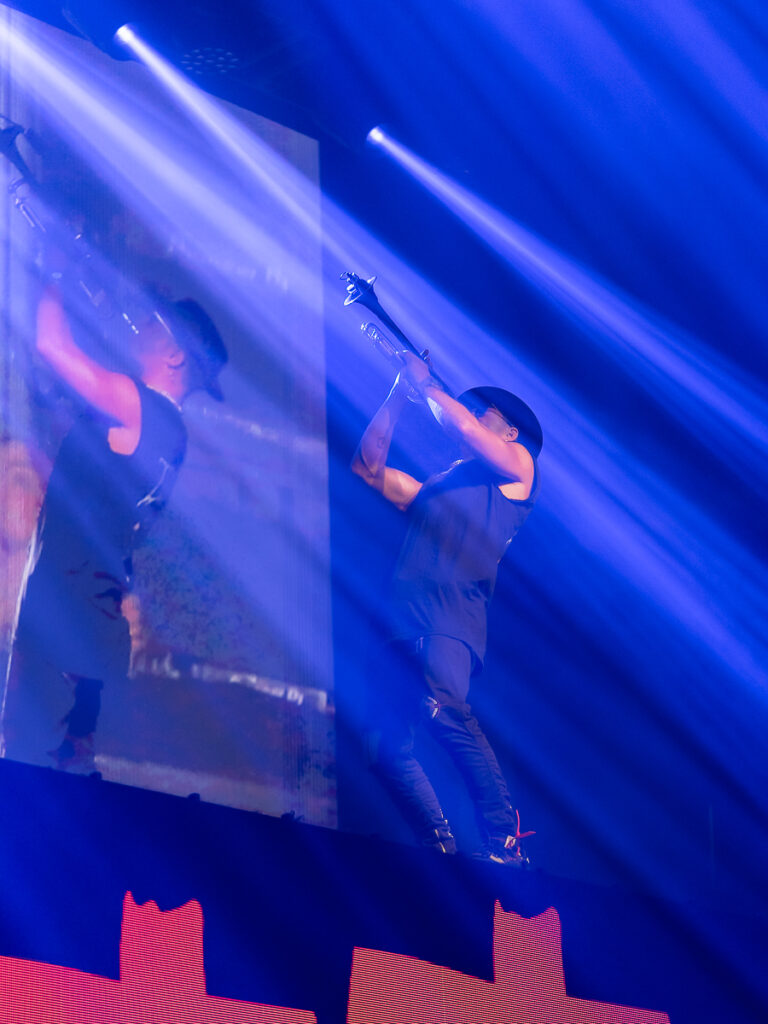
[0,9,335,826]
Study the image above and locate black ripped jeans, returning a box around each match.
[372,635,517,845]
[2,644,103,767]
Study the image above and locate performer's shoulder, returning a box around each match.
[496,453,538,503]
[136,382,187,459]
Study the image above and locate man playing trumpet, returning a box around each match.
[2,284,226,773]
[353,351,541,864]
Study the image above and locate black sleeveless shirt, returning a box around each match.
[389,457,539,663]
[14,382,187,678]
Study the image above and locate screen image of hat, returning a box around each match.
[159,299,228,401]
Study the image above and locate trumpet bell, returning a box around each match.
[342,271,377,307]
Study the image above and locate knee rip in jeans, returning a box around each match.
[421,695,440,721]
[422,697,468,722]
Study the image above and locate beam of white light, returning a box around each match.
[0,30,313,294]
[369,129,768,480]
[0,12,337,419]
[2,9,766,819]
[468,0,768,325]
[115,24,353,267]
[0,12,339,694]
[624,0,768,149]
[13,2,764,947]
[88,17,768,701]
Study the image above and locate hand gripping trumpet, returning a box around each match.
[340,271,453,398]
[0,117,139,336]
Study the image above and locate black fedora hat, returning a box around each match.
[458,387,543,456]
[155,299,228,401]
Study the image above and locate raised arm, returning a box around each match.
[351,372,423,511]
[36,285,141,441]
[401,353,534,494]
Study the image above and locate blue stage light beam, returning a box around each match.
[4,11,763,708]
[3,5,767,920]
[366,127,768,491]
[114,23,353,267]
[0,11,342,700]
[102,4,768,720]
[109,0,768,950]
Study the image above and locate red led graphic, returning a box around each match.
[0,892,315,1023]
[347,901,670,1023]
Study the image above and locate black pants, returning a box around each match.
[373,635,517,845]
[1,643,103,767]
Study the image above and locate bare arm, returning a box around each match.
[401,353,534,493]
[36,285,140,433]
[351,372,423,510]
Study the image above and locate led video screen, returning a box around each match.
[0,893,670,1023]
[0,8,335,826]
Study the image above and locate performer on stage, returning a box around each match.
[1,284,227,773]
[352,352,541,864]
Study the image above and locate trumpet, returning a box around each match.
[340,271,453,397]
[1,117,139,337]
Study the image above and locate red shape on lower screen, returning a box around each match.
[0,892,316,1023]
[347,900,671,1023]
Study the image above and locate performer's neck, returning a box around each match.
[142,375,185,410]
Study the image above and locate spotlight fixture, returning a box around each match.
[114,23,137,46]
[366,125,385,145]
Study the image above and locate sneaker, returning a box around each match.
[483,833,530,868]
[478,810,534,868]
